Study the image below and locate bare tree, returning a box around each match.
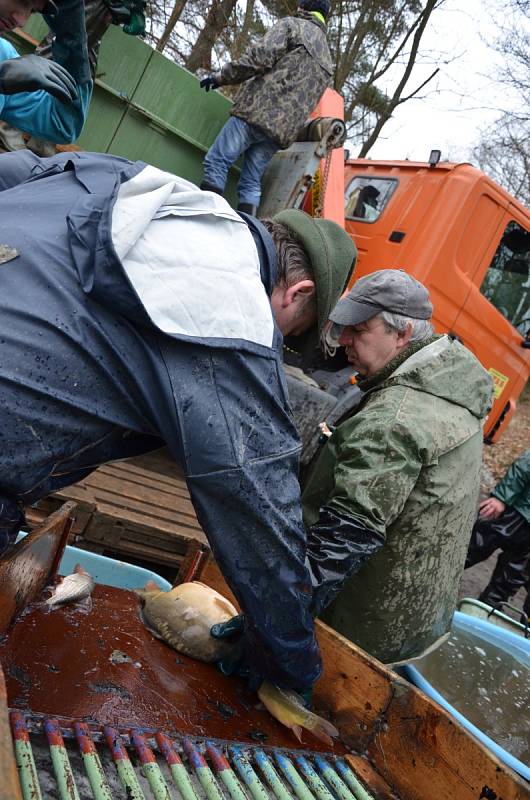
[474,124,530,204]
[144,0,447,156]
[326,0,444,155]
[471,0,529,203]
[156,0,189,52]
[185,0,239,71]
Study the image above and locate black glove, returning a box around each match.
[0,55,77,103]
[307,505,385,617]
[44,0,91,85]
[210,614,250,679]
[210,616,314,699]
[200,75,219,92]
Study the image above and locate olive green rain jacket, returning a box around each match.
[302,335,494,664]
[492,449,530,524]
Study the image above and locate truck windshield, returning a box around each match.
[345,177,397,222]
[480,220,530,335]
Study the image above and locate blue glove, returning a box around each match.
[210,615,249,679]
[200,75,219,92]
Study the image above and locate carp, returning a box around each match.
[136,580,339,745]
[46,564,94,608]
[135,580,238,662]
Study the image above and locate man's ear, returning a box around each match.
[396,321,414,351]
[284,279,316,307]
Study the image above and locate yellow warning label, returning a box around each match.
[488,368,509,400]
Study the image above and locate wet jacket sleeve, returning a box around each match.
[43,0,92,85]
[307,505,385,617]
[216,19,291,86]
[493,449,530,521]
[0,39,91,143]
[156,341,322,693]
[306,397,424,614]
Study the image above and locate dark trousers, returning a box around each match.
[465,507,530,616]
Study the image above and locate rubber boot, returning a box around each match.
[479,548,530,607]
[200,180,224,196]
[237,203,258,216]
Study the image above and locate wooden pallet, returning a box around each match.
[26,449,207,572]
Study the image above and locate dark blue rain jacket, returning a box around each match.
[0,149,321,691]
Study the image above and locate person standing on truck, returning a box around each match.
[198,0,333,216]
[0,147,356,694]
[301,269,494,665]
[0,0,92,144]
[465,450,530,619]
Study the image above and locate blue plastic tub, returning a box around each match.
[402,610,530,781]
[16,532,172,592]
[58,545,173,592]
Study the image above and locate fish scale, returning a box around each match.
[9,711,375,800]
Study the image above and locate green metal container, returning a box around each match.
[8,21,239,198]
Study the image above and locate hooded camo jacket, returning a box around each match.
[302,336,494,664]
[216,12,333,148]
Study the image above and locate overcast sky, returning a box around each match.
[367,0,512,163]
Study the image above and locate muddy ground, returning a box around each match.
[458,381,530,610]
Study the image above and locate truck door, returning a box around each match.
[452,208,530,441]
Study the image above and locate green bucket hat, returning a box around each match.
[273,209,357,335]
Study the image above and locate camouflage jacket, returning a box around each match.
[215,12,333,148]
[302,336,494,664]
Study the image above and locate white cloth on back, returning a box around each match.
[111,165,275,348]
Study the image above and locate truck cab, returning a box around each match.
[344,158,530,442]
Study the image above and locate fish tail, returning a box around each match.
[305,712,339,745]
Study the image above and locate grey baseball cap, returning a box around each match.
[329,268,432,326]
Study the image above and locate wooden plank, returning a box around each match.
[367,680,530,800]
[53,466,197,521]
[344,755,398,800]
[22,450,206,568]
[66,483,200,532]
[98,460,193,498]
[315,621,394,752]
[318,627,529,799]
[82,529,186,567]
[37,451,208,569]
[200,559,530,799]
[0,502,75,632]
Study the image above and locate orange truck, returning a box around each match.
[342,155,530,442]
[288,91,529,447]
